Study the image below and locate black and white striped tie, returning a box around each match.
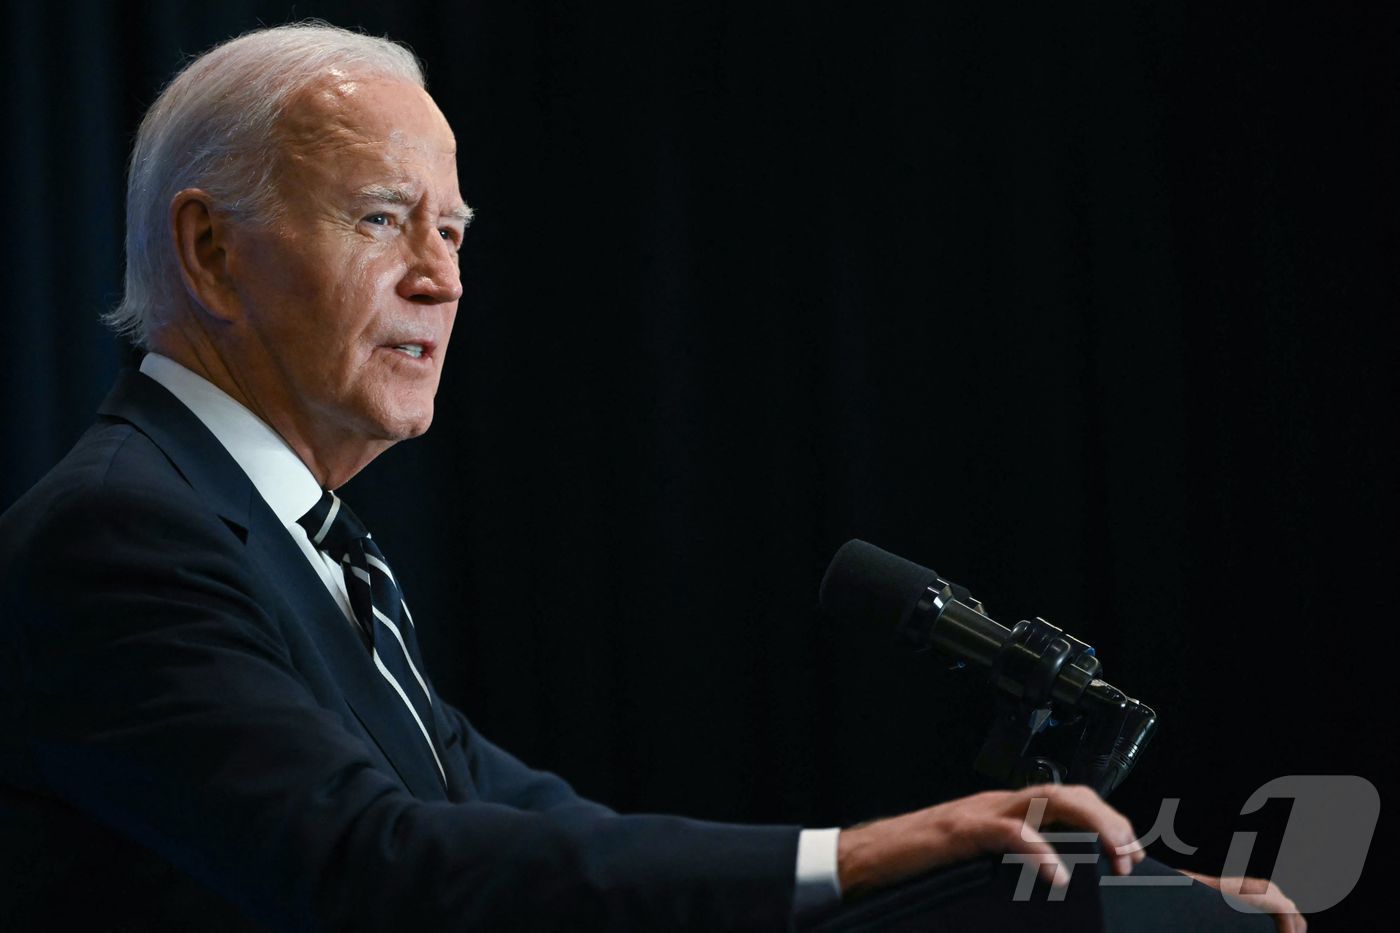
[297,489,445,785]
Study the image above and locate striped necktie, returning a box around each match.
[297,489,445,786]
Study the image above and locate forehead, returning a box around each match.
[276,75,458,186]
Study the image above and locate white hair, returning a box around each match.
[105,22,425,347]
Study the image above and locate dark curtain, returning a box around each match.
[4,1,1395,924]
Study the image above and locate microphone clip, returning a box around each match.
[971,616,1154,798]
[973,616,1093,791]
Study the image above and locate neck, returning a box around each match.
[150,327,390,489]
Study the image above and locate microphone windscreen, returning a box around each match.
[819,539,940,630]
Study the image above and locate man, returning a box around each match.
[0,23,1299,931]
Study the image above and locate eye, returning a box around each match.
[439,228,463,249]
[363,213,392,226]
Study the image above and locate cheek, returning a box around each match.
[436,313,458,369]
[343,248,408,333]
[245,246,345,348]
[317,257,399,373]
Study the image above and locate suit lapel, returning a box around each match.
[98,369,450,801]
[243,503,448,801]
[98,369,256,532]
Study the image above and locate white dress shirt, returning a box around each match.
[138,352,842,914]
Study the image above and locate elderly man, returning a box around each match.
[0,23,1299,932]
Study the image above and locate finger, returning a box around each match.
[1107,813,1149,866]
[1110,835,1149,868]
[1178,868,1214,889]
[1239,876,1269,895]
[1114,836,1146,855]
[994,818,1069,888]
[1228,885,1302,925]
[971,815,1067,888]
[1027,784,1138,875]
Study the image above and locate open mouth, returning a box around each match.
[380,336,437,363]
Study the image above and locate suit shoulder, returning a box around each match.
[0,419,227,572]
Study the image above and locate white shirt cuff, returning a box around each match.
[793,827,842,917]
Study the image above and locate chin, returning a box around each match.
[354,384,439,442]
[380,405,435,441]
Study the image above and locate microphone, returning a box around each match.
[819,539,1156,794]
[819,539,1103,708]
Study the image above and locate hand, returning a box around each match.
[837,783,1144,897]
[1179,870,1306,933]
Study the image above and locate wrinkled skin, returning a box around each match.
[160,75,468,488]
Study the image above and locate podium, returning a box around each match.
[804,847,1275,932]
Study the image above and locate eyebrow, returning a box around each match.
[356,184,474,224]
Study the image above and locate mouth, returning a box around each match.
[381,339,437,361]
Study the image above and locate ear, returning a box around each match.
[170,188,241,324]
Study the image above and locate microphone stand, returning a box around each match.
[906,582,1157,798]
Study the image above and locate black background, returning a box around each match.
[3,1,1395,926]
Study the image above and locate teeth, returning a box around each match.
[393,344,424,358]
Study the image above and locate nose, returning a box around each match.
[397,227,463,304]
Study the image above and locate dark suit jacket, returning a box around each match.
[0,370,799,931]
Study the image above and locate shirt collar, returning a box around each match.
[139,353,323,528]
